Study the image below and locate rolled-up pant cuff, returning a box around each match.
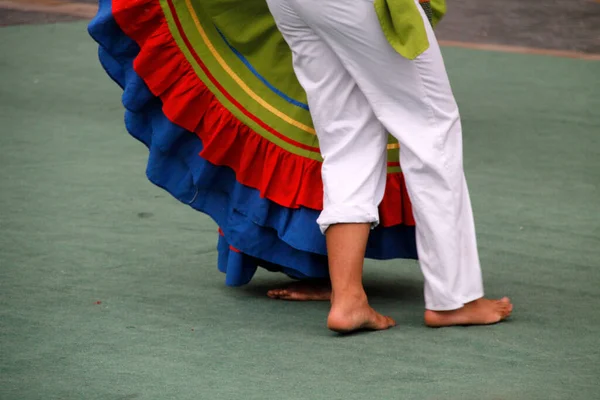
[316,204,380,235]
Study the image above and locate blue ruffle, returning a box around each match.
[87,0,418,286]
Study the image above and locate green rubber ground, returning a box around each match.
[1,21,599,400]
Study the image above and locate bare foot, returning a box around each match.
[267,280,331,301]
[327,294,396,333]
[424,297,513,327]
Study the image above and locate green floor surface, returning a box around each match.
[0,22,599,400]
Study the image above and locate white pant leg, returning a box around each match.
[287,0,484,310]
[266,0,389,234]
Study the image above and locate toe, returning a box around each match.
[373,314,395,330]
[496,304,509,315]
[267,289,285,298]
[498,305,512,319]
[386,316,396,328]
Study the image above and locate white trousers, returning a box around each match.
[266,0,484,310]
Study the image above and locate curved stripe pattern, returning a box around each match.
[183,0,317,135]
[215,28,310,111]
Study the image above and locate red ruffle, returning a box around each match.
[112,0,415,227]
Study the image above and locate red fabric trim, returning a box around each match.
[111,0,415,227]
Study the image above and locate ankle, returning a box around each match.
[331,288,368,307]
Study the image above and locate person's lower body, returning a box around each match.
[266,0,512,331]
[90,0,423,294]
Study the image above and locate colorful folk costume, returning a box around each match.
[88,0,448,288]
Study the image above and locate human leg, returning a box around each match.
[266,0,395,331]
[290,0,511,324]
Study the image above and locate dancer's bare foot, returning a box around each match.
[327,293,396,333]
[424,297,513,327]
[267,280,331,301]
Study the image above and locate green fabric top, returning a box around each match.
[375,0,446,59]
